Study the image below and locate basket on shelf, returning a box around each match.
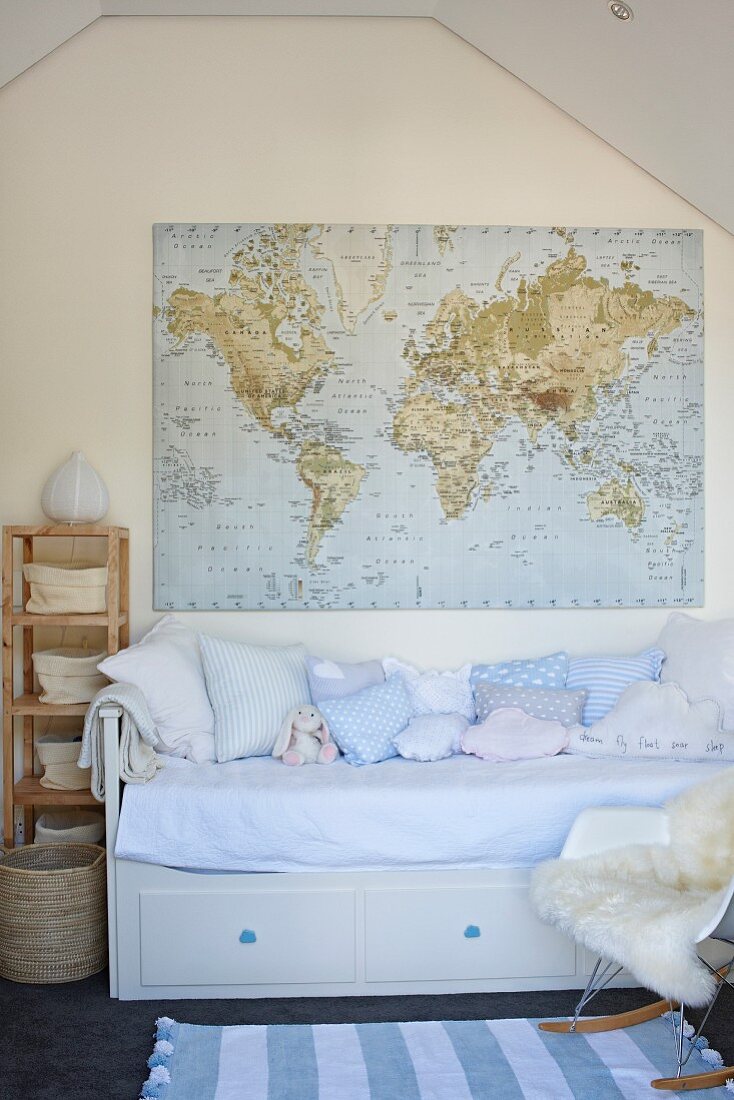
[34,811,104,846]
[32,647,107,705]
[0,843,107,983]
[36,734,91,790]
[23,562,108,615]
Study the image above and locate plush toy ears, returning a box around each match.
[317,716,331,745]
[272,708,298,759]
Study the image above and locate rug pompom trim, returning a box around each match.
[661,1011,725,1073]
[140,1018,178,1099]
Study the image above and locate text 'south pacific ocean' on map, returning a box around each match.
[152,223,703,611]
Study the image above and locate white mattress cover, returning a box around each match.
[114,753,728,873]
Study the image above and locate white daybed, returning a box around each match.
[100,705,728,1001]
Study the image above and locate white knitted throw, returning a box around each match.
[79,683,166,801]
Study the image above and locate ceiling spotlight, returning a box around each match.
[609,1,634,19]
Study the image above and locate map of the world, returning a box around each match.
[153,223,703,610]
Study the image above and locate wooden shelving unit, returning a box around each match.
[2,525,129,847]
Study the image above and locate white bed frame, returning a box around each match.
[101,706,633,1001]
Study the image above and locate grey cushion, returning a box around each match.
[306,655,384,704]
[474,683,586,728]
[658,613,734,730]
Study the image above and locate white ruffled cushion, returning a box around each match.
[382,658,475,720]
[393,713,469,762]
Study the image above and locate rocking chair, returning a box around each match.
[531,800,734,1091]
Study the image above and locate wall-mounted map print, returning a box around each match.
[153,223,703,610]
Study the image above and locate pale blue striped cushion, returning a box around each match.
[199,634,309,762]
[567,648,665,727]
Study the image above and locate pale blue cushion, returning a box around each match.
[566,648,665,726]
[470,652,569,691]
[199,634,309,762]
[306,655,384,704]
[321,674,412,766]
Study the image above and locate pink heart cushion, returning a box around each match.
[461,708,570,762]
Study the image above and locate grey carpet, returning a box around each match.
[1,969,731,1099]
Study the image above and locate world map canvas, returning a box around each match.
[153,223,703,611]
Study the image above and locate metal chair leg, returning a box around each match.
[671,1002,686,1078]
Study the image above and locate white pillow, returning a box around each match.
[199,634,309,762]
[565,680,734,762]
[658,613,734,730]
[393,713,469,762]
[97,615,216,763]
[382,658,475,720]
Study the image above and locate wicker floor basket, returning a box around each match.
[0,844,107,984]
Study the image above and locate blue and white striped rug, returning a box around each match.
[141,1015,729,1099]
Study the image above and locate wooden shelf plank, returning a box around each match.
[8,525,128,538]
[11,610,128,627]
[11,694,90,716]
[13,777,99,807]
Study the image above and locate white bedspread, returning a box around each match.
[114,754,728,873]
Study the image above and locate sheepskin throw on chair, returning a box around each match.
[531,766,734,1006]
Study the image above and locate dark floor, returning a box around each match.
[1,969,732,1100]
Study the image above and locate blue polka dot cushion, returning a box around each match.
[320,674,413,766]
[470,651,569,692]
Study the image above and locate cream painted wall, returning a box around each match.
[1,15,733,688]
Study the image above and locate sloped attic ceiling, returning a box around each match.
[1,0,732,234]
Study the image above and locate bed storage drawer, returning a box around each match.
[364,885,576,983]
[139,888,356,986]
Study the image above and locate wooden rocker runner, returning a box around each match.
[529,778,734,1092]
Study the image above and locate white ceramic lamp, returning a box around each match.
[41,451,109,524]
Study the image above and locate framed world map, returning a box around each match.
[152,223,703,610]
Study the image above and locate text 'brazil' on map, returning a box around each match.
[153,223,703,610]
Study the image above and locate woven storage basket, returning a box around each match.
[36,734,82,767]
[32,647,107,704]
[0,844,107,983]
[23,562,108,614]
[36,734,91,791]
[35,811,105,846]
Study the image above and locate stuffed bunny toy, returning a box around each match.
[272,705,338,766]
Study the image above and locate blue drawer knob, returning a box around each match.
[464,925,481,939]
[239,929,257,944]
